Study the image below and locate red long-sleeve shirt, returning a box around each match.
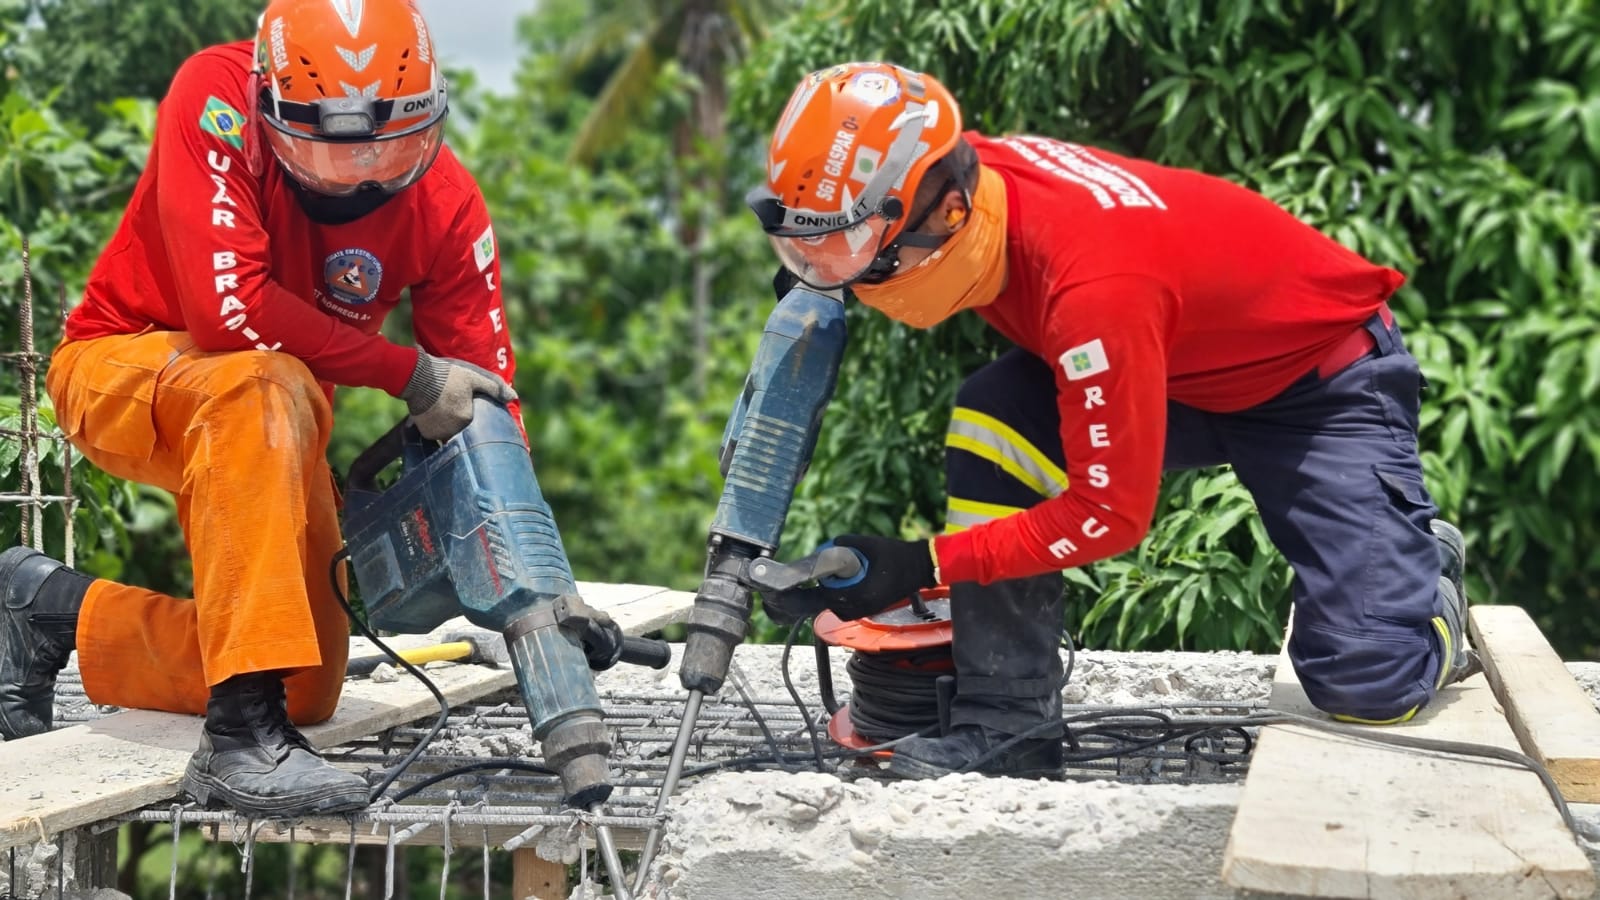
[932,133,1402,585]
[68,41,517,415]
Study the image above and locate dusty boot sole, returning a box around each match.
[182,767,371,818]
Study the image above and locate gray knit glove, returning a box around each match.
[400,349,517,441]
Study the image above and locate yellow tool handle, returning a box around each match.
[396,641,473,666]
[347,640,473,677]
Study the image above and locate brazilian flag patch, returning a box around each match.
[199,96,245,149]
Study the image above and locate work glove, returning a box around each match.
[764,534,938,625]
[400,349,517,441]
[579,611,626,672]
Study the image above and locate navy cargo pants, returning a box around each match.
[944,311,1448,725]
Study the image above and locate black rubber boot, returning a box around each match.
[182,672,370,818]
[890,573,1067,780]
[1430,519,1481,687]
[889,723,1063,779]
[0,547,92,740]
[947,573,1067,737]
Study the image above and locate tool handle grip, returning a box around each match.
[346,419,409,493]
[347,653,388,678]
[620,636,673,670]
[815,545,866,588]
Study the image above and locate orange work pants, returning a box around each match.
[45,332,349,724]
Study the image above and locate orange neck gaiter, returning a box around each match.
[852,165,1008,329]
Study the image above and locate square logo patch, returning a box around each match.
[1060,338,1110,381]
[473,225,496,272]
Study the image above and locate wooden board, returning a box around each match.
[514,847,570,899]
[0,663,512,851]
[1469,604,1600,803]
[1222,635,1596,898]
[0,582,693,851]
[573,582,694,636]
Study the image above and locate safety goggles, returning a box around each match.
[746,99,938,290]
[255,77,449,197]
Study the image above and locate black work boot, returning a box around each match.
[1430,519,1481,687]
[0,547,92,740]
[182,672,369,818]
[891,573,1067,780]
[889,723,1063,779]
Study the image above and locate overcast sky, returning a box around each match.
[414,0,541,94]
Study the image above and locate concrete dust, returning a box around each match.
[1061,650,1273,706]
[595,644,1276,710]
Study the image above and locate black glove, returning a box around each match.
[400,349,517,441]
[764,534,937,624]
[579,612,626,671]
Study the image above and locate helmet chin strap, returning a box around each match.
[855,174,967,285]
[286,175,398,225]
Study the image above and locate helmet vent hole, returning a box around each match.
[299,56,312,66]
[402,48,411,59]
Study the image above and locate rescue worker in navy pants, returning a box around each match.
[746,62,1474,778]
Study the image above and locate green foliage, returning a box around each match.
[737,0,1600,656]
[0,94,154,382]
[0,2,234,596]
[446,6,773,591]
[17,0,257,125]
[0,398,140,572]
[119,822,518,899]
[1071,471,1292,652]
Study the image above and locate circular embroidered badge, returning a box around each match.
[323,248,383,305]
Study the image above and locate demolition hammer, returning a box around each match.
[632,285,853,889]
[341,396,670,898]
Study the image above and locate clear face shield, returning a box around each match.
[747,98,944,291]
[255,78,449,197]
[745,189,904,289]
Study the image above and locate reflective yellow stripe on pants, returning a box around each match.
[945,407,1068,532]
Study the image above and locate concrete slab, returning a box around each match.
[649,771,1248,900]
[16,643,1600,899]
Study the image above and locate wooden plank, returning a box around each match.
[0,582,693,851]
[1470,604,1600,802]
[0,662,512,852]
[513,847,569,900]
[575,582,695,636]
[1222,632,1595,898]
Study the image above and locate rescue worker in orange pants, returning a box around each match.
[0,0,517,818]
[752,63,1477,779]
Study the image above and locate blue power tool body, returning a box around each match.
[341,396,667,806]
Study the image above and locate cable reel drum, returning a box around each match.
[811,587,957,756]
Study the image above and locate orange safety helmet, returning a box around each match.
[747,62,964,289]
[252,0,448,197]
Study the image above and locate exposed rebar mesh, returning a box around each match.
[83,678,1258,843]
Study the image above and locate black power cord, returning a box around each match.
[329,550,490,805]
[844,648,952,742]
[728,613,1579,837]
